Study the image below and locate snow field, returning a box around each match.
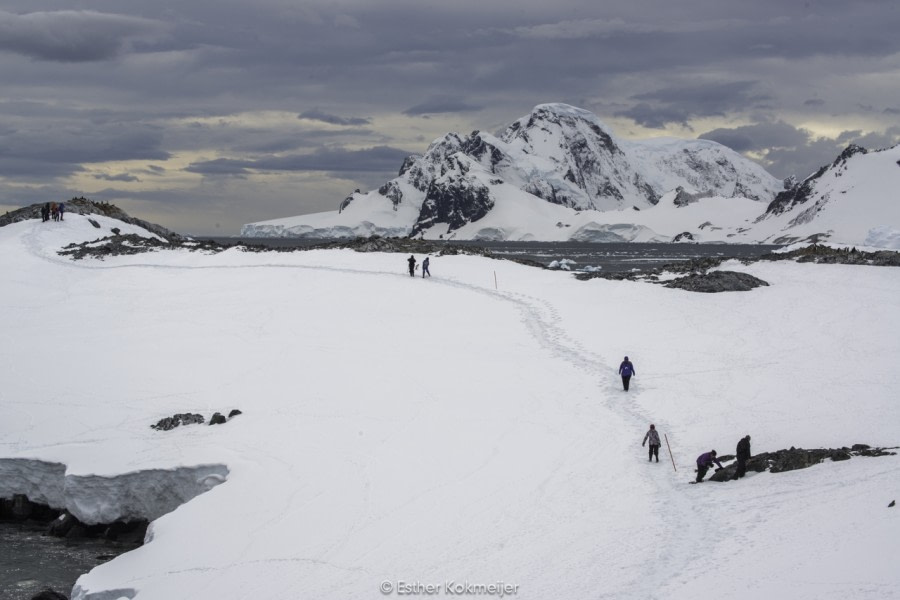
[0,215,898,599]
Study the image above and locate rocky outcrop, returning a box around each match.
[31,590,69,600]
[760,244,900,267]
[0,197,182,242]
[664,270,770,293]
[151,410,242,430]
[708,444,896,482]
[150,413,205,431]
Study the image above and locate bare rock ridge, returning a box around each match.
[0,197,182,242]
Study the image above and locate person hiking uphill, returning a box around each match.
[618,356,636,391]
[407,255,416,277]
[422,256,431,278]
[642,424,661,462]
[734,435,751,479]
[695,450,723,483]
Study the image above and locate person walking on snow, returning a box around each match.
[618,356,636,391]
[734,435,751,479]
[695,450,723,483]
[407,255,416,277]
[422,256,431,278]
[642,424,661,462]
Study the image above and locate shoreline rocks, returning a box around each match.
[708,444,896,482]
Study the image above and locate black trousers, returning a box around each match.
[622,375,631,390]
[735,458,747,479]
[648,445,659,461]
[696,465,709,483]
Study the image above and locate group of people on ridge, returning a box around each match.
[41,202,64,222]
[630,356,753,483]
[407,255,431,278]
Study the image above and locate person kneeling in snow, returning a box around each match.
[695,450,723,483]
[642,424,661,462]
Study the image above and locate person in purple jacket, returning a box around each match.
[695,450,723,483]
[618,356,636,391]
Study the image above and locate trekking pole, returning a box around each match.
[665,434,677,472]
[494,271,498,290]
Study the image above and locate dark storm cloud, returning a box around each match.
[298,109,371,126]
[0,120,169,179]
[700,121,810,154]
[0,9,166,62]
[618,81,771,128]
[1,0,898,235]
[185,146,412,176]
[700,121,900,180]
[94,172,141,182]
[403,99,483,116]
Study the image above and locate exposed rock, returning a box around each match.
[150,413,205,431]
[31,589,68,600]
[664,271,769,293]
[47,512,79,537]
[228,409,243,418]
[209,412,227,425]
[890,500,896,507]
[672,231,695,242]
[0,197,182,242]
[761,244,900,267]
[707,445,896,482]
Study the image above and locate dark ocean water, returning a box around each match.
[200,238,783,273]
[0,521,133,600]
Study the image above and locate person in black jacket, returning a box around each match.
[407,255,416,277]
[734,435,751,479]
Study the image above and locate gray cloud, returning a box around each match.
[185,145,413,176]
[618,81,770,128]
[701,121,900,180]
[94,172,141,182]
[403,98,483,116]
[0,0,898,234]
[0,9,166,62]
[298,109,371,126]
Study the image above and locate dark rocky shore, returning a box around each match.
[1,496,147,600]
[707,444,897,482]
[4,199,899,291]
[575,244,900,291]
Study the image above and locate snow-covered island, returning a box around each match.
[1,207,899,599]
[242,104,900,249]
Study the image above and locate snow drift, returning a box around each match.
[1,213,898,599]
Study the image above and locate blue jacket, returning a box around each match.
[619,360,635,377]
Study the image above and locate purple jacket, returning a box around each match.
[696,452,723,469]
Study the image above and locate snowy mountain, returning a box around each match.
[241,104,782,242]
[242,105,900,248]
[1,213,899,599]
[751,144,900,247]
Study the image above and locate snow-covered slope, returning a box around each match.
[752,144,900,246]
[241,104,782,241]
[2,215,899,599]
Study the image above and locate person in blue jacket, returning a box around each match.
[695,450,723,483]
[618,356,636,391]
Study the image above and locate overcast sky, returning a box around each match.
[1,1,898,235]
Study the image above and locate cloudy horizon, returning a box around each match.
[1,1,898,235]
